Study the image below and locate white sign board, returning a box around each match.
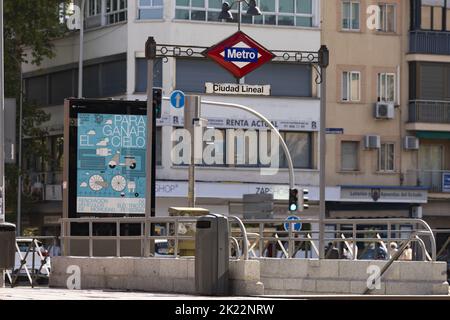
[340,187,428,203]
[205,82,271,96]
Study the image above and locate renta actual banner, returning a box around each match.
[205,82,271,96]
[76,113,147,214]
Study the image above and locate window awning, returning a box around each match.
[416,131,450,139]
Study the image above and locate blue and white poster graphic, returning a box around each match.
[77,113,147,214]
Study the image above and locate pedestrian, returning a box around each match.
[325,242,339,259]
[375,242,388,260]
[399,243,413,261]
[48,239,61,257]
[389,242,398,258]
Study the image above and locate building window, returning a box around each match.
[176,58,236,93]
[378,3,396,32]
[176,58,312,97]
[280,131,312,168]
[25,55,127,105]
[87,0,102,17]
[25,75,48,107]
[419,0,450,31]
[342,1,360,30]
[172,128,313,169]
[175,0,317,27]
[409,62,450,101]
[245,63,312,97]
[377,73,395,102]
[135,58,163,92]
[105,0,127,25]
[138,0,164,19]
[342,71,361,102]
[341,141,359,171]
[379,143,394,172]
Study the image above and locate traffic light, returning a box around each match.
[153,88,162,119]
[299,189,309,211]
[289,188,299,212]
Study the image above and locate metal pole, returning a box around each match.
[0,0,5,223]
[317,45,329,259]
[238,0,241,31]
[78,0,85,98]
[319,67,327,259]
[185,96,201,208]
[145,37,156,257]
[17,65,23,235]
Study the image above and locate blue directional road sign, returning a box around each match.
[170,90,185,109]
[284,216,302,232]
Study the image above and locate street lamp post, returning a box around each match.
[318,45,329,259]
[0,0,5,223]
[78,0,85,98]
[218,0,262,31]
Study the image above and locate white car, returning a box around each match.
[13,239,51,278]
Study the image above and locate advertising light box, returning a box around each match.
[65,99,149,216]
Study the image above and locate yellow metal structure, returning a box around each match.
[168,207,210,256]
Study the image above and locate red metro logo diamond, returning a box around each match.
[203,31,275,79]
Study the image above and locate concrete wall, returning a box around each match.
[260,258,449,295]
[49,257,263,296]
[50,256,448,296]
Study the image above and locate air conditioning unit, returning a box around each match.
[404,136,419,150]
[374,102,395,119]
[364,135,381,149]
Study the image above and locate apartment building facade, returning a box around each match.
[18,0,450,246]
[321,0,450,246]
[405,0,450,238]
[20,0,323,235]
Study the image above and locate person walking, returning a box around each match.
[325,242,339,259]
[389,242,398,258]
[399,243,413,261]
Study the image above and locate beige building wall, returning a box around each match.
[322,0,413,188]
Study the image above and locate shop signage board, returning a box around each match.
[340,186,428,204]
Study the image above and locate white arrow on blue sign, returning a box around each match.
[284,216,302,232]
[170,90,185,109]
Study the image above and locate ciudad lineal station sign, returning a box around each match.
[205,82,271,96]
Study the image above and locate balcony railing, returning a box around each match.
[405,170,450,193]
[409,100,450,123]
[410,30,450,55]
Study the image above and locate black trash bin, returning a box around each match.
[0,222,16,270]
[195,214,229,296]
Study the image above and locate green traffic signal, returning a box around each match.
[289,188,299,212]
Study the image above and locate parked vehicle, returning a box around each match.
[155,239,169,256]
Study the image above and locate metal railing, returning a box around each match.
[405,169,450,193]
[410,30,450,55]
[409,100,450,123]
[61,216,250,260]
[60,217,436,262]
[234,218,436,261]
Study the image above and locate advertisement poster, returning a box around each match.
[76,113,147,214]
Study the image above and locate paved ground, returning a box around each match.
[0,287,273,300]
[1,286,449,300]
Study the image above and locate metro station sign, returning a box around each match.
[203,31,275,79]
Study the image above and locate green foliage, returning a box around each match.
[4,0,70,218]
